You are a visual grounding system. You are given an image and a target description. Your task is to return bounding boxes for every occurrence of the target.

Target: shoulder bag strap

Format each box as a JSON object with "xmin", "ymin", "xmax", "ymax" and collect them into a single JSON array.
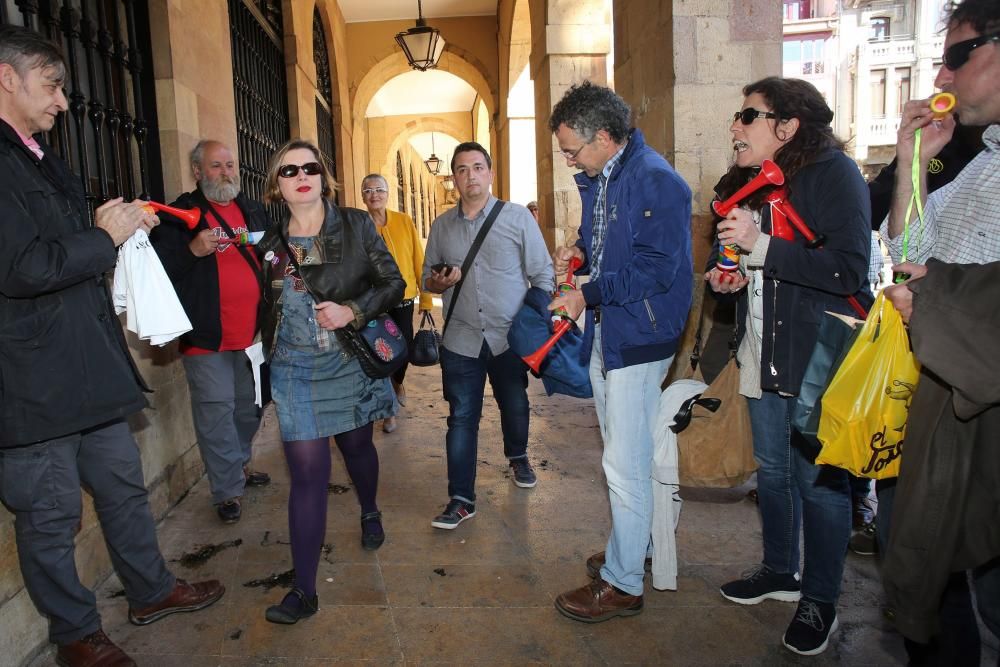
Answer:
[
  {"xmin": 442, "ymin": 200, "xmax": 506, "ymax": 336},
  {"xmin": 197, "ymin": 196, "xmax": 264, "ymax": 289}
]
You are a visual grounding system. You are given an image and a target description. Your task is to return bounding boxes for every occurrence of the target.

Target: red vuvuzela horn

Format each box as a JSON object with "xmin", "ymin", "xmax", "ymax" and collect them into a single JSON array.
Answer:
[
  {"xmin": 522, "ymin": 256, "xmax": 584, "ymax": 374},
  {"xmin": 712, "ymin": 159, "xmax": 785, "ymax": 217},
  {"xmin": 142, "ymin": 201, "xmax": 201, "ymax": 229}
]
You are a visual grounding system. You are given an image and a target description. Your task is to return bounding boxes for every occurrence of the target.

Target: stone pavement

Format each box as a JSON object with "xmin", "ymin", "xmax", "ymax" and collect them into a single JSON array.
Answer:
[{"xmin": 27, "ymin": 344, "xmax": 996, "ymax": 666}]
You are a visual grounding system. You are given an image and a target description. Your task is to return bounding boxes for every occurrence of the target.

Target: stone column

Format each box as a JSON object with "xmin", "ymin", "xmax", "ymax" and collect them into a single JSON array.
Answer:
[
  {"xmin": 614, "ymin": 0, "xmax": 782, "ymax": 379},
  {"xmin": 530, "ymin": 0, "xmax": 612, "ymax": 251}
]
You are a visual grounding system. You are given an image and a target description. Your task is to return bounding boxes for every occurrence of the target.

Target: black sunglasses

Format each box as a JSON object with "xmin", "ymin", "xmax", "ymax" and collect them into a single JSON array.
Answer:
[
  {"xmin": 733, "ymin": 108, "xmax": 779, "ymax": 125},
  {"xmin": 278, "ymin": 162, "xmax": 323, "ymax": 178},
  {"xmin": 943, "ymin": 31, "xmax": 1000, "ymax": 70}
]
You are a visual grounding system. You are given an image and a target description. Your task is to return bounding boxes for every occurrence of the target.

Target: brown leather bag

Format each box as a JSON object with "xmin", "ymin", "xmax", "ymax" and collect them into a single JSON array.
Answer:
[{"xmin": 676, "ymin": 358, "xmax": 756, "ymax": 487}]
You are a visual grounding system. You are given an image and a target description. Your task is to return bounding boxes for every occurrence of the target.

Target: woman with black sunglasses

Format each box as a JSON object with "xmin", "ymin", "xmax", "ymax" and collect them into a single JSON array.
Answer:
[
  {"xmin": 255, "ymin": 139, "xmax": 404, "ymax": 624},
  {"xmin": 705, "ymin": 77, "xmax": 872, "ymax": 656}
]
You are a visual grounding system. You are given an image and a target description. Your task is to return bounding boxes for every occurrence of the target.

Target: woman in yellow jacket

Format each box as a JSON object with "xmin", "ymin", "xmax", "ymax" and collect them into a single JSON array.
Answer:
[{"xmin": 361, "ymin": 174, "xmax": 434, "ymax": 432}]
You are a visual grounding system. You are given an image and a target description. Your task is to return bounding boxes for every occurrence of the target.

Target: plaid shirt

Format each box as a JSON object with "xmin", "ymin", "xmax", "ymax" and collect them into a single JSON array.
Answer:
[
  {"xmin": 590, "ymin": 141, "xmax": 628, "ymax": 281},
  {"xmin": 881, "ymin": 124, "xmax": 1000, "ymax": 265}
]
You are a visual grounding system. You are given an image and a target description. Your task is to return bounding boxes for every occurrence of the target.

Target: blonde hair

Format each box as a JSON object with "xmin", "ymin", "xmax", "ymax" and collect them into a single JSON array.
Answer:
[{"xmin": 263, "ymin": 138, "xmax": 339, "ymax": 204}]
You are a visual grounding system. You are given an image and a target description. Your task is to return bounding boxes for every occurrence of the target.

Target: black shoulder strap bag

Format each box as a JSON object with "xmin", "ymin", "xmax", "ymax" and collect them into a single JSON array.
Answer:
[
  {"xmin": 278, "ymin": 210, "xmax": 407, "ymax": 379},
  {"xmin": 442, "ymin": 199, "xmax": 506, "ymax": 337}
]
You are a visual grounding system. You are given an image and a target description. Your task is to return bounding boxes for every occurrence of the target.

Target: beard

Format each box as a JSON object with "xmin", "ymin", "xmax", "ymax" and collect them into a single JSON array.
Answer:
[{"xmin": 200, "ymin": 173, "xmax": 241, "ymax": 203}]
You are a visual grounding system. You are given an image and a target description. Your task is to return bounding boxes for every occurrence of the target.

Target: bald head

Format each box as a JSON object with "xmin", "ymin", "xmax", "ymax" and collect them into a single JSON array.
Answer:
[{"xmin": 191, "ymin": 140, "xmax": 240, "ymax": 204}]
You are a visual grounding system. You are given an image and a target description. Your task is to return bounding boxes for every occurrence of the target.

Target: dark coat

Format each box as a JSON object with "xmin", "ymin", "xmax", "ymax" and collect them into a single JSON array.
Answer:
[
  {"xmin": 257, "ymin": 201, "xmax": 404, "ymax": 357},
  {"xmin": 733, "ymin": 149, "xmax": 873, "ymax": 395},
  {"xmin": 883, "ymin": 259, "xmax": 1000, "ymax": 642},
  {"xmin": 149, "ymin": 187, "xmax": 272, "ymax": 350},
  {"xmin": 0, "ymin": 120, "xmax": 147, "ymax": 448}
]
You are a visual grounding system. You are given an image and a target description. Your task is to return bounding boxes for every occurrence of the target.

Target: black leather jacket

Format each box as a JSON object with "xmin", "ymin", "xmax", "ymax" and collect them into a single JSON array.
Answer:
[{"xmin": 257, "ymin": 201, "xmax": 404, "ymax": 357}]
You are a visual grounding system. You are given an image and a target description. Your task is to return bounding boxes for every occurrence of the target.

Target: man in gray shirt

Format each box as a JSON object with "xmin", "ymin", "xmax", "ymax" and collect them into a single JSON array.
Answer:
[{"xmin": 422, "ymin": 141, "xmax": 554, "ymax": 529}]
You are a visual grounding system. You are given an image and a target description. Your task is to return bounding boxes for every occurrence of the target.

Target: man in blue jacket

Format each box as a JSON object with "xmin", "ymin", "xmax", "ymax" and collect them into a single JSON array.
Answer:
[{"xmin": 547, "ymin": 82, "xmax": 693, "ymax": 622}]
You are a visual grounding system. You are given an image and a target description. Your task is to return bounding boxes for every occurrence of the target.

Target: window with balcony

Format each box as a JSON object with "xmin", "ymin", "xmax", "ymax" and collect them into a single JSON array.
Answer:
[
  {"xmin": 784, "ymin": 0, "xmax": 812, "ymax": 20},
  {"xmin": 783, "ymin": 36, "xmax": 826, "ymax": 75},
  {"xmin": 895, "ymin": 67, "xmax": 911, "ymax": 116},
  {"xmin": 870, "ymin": 17, "xmax": 890, "ymax": 41},
  {"xmin": 871, "ymin": 69, "xmax": 887, "ymax": 117}
]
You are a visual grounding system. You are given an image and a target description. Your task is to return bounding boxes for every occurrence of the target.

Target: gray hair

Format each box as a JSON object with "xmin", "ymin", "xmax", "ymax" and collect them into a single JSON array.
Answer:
[
  {"xmin": 361, "ymin": 173, "xmax": 389, "ymax": 189},
  {"xmin": 548, "ymin": 81, "xmax": 631, "ymax": 143},
  {"xmin": 0, "ymin": 24, "xmax": 65, "ymax": 79},
  {"xmin": 189, "ymin": 139, "xmax": 216, "ymax": 172}
]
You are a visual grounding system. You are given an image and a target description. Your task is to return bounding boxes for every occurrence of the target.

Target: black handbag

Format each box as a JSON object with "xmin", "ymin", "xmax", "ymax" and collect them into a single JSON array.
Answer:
[
  {"xmin": 279, "ymin": 231, "xmax": 407, "ymax": 379},
  {"xmin": 410, "ymin": 310, "xmax": 441, "ymax": 366},
  {"xmin": 335, "ymin": 314, "xmax": 408, "ymax": 379}
]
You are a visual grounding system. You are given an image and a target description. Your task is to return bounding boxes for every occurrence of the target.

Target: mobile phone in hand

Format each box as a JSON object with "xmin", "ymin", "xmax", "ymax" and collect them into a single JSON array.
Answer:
[{"xmin": 431, "ymin": 263, "xmax": 453, "ymax": 276}]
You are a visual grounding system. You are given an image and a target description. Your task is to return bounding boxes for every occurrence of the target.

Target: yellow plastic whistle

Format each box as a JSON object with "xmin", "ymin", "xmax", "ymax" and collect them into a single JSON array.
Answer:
[{"xmin": 930, "ymin": 92, "xmax": 956, "ymax": 119}]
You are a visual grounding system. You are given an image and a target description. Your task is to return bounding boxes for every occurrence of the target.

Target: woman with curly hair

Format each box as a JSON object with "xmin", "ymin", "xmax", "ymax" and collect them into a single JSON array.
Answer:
[
  {"xmin": 706, "ymin": 77, "xmax": 872, "ymax": 656},
  {"xmin": 256, "ymin": 139, "xmax": 403, "ymax": 624}
]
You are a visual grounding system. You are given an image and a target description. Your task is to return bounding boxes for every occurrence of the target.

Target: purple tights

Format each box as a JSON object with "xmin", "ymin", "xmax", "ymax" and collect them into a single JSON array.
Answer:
[{"xmin": 282, "ymin": 422, "xmax": 379, "ymax": 597}]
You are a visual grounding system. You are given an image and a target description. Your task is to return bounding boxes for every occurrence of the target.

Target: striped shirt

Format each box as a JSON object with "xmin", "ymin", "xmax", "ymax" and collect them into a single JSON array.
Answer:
[{"xmin": 881, "ymin": 124, "xmax": 1000, "ymax": 264}]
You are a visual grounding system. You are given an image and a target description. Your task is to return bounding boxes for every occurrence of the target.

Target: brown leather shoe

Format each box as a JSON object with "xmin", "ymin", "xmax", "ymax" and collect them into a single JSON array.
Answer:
[
  {"xmin": 555, "ymin": 579, "xmax": 643, "ymax": 623},
  {"xmin": 586, "ymin": 551, "xmax": 653, "ymax": 579},
  {"xmin": 56, "ymin": 629, "xmax": 136, "ymax": 667},
  {"xmin": 128, "ymin": 578, "xmax": 225, "ymax": 626}
]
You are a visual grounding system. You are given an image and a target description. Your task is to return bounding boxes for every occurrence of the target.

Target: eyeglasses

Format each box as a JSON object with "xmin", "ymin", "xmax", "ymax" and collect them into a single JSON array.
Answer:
[
  {"xmin": 559, "ymin": 139, "xmax": 593, "ymax": 160},
  {"xmin": 361, "ymin": 187, "xmax": 388, "ymax": 196},
  {"xmin": 733, "ymin": 108, "xmax": 780, "ymax": 125},
  {"xmin": 278, "ymin": 162, "xmax": 322, "ymax": 178},
  {"xmin": 942, "ymin": 31, "xmax": 1000, "ymax": 71}
]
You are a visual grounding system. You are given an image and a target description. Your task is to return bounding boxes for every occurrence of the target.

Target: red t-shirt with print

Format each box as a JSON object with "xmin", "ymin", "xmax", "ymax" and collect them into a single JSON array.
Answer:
[{"xmin": 180, "ymin": 201, "xmax": 261, "ymax": 355}]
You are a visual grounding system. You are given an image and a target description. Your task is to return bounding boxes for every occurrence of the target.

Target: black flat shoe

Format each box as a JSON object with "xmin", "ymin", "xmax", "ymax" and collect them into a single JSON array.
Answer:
[
  {"xmin": 361, "ymin": 511, "xmax": 385, "ymax": 551},
  {"xmin": 264, "ymin": 587, "xmax": 318, "ymax": 624}
]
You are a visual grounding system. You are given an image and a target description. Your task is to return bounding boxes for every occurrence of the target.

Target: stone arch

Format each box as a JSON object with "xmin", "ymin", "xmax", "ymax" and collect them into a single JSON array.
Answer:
[{"xmin": 351, "ymin": 50, "xmax": 497, "ymax": 191}]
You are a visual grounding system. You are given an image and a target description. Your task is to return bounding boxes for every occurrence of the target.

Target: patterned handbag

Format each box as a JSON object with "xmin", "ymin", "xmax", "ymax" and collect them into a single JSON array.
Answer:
[{"xmin": 335, "ymin": 313, "xmax": 408, "ymax": 379}]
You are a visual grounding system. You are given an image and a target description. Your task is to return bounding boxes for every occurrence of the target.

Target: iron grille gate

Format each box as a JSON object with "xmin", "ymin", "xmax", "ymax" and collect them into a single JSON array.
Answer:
[
  {"xmin": 1, "ymin": 0, "xmax": 163, "ymax": 220},
  {"xmin": 313, "ymin": 8, "xmax": 336, "ymax": 199},
  {"xmin": 229, "ymin": 0, "xmax": 289, "ymax": 221}
]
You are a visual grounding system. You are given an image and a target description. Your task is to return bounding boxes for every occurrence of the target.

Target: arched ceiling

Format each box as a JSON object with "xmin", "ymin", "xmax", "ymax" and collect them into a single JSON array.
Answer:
[
  {"xmin": 366, "ymin": 70, "xmax": 477, "ymax": 117},
  {"xmin": 339, "ymin": 1, "xmax": 496, "ymax": 22}
]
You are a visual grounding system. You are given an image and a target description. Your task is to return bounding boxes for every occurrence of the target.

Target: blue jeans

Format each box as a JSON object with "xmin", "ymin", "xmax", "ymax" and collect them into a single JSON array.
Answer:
[
  {"xmin": 440, "ymin": 341, "xmax": 530, "ymax": 503},
  {"xmin": 590, "ymin": 325, "xmax": 672, "ymax": 596},
  {"xmin": 748, "ymin": 391, "xmax": 851, "ymax": 604}
]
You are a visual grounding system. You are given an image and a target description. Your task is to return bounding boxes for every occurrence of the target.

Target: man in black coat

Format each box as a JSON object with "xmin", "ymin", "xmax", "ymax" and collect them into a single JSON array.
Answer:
[
  {"xmin": 151, "ymin": 140, "xmax": 272, "ymax": 524},
  {"xmin": 0, "ymin": 25, "xmax": 223, "ymax": 667}
]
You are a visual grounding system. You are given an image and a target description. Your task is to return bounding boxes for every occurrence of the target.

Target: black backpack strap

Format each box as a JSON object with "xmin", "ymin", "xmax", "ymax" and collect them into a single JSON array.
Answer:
[{"xmin": 442, "ymin": 199, "xmax": 506, "ymax": 336}]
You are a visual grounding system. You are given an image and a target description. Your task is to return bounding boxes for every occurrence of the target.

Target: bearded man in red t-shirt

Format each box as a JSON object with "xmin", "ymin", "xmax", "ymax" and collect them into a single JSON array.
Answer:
[{"xmin": 151, "ymin": 140, "xmax": 273, "ymax": 524}]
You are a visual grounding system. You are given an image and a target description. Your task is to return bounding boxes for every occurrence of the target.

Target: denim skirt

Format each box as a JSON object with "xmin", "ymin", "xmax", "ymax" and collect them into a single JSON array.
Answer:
[{"xmin": 270, "ymin": 342, "xmax": 396, "ymax": 441}]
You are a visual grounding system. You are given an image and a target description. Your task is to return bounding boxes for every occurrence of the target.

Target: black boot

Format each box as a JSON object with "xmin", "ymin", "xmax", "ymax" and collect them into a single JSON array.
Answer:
[{"xmin": 361, "ymin": 510, "xmax": 385, "ymax": 551}]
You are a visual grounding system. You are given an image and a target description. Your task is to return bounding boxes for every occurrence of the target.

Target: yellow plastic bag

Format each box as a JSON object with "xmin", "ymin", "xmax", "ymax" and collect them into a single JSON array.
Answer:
[{"xmin": 815, "ymin": 292, "xmax": 921, "ymax": 479}]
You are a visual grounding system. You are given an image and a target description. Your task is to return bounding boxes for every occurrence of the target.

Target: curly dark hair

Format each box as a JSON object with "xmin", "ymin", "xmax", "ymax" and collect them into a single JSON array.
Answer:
[
  {"xmin": 714, "ymin": 77, "xmax": 845, "ymax": 212},
  {"xmin": 548, "ymin": 81, "xmax": 631, "ymax": 143},
  {"xmin": 945, "ymin": 0, "xmax": 1000, "ymax": 34}
]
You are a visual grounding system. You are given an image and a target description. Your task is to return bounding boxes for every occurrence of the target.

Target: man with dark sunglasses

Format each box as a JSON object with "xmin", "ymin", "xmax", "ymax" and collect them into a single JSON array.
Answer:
[
  {"xmin": 875, "ymin": 0, "xmax": 1000, "ymax": 659},
  {"xmin": 151, "ymin": 139, "xmax": 274, "ymax": 525}
]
